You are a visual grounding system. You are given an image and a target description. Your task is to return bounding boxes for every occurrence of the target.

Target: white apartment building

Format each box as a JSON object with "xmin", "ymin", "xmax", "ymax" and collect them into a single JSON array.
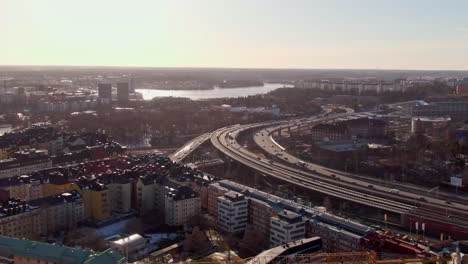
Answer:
[
  {"xmin": 270, "ymin": 210, "xmax": 306, "ymax": 247},
  {"xmin": 165, "ymin": 186, "xmax": 201, "ymax": 226},
  {"xmin": 107, "ymin": 180, "xmax": 132, "ymax": 213},
  {"xmin": 295, "ymin": 79, "xmax": 405, "ymax": 94},
  {"xmin": 217, "ymin": 191, "xmax": 248, "ymax": 233},
  {"xmin": 135, "ymin": 177, "xmax": 157, "ymax": 214},
  {"xmin": 0, "ymin": 153, "xmax": 52, "ymax": 179},
  {"xmin": 38, "ymin": 191, "xmax": 86, "ymax": 233}
]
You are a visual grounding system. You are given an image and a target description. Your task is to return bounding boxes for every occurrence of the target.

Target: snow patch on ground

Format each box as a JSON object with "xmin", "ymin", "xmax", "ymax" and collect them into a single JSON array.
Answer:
[
  {"xmin": 145, "ymin": 233, "xmax": 179, "ymax": 244},
  {"xmin": 97, "ymin": 218, "xmax": 134, "ymax": 239}
]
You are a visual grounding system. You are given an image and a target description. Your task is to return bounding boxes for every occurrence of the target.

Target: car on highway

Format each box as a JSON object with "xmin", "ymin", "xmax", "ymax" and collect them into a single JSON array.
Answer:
[
  {"xmin": 296, "ymin": 161, "xmax": 307, "ymax": 167},
  {"xmin": 388, "ymin": 189, "xmax": 400, "ymax": 194}
]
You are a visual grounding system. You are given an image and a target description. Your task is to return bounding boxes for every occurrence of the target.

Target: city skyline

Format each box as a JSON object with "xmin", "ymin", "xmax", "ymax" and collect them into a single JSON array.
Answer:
[{"xmin": 1, "ymin": 0, "xmax": 468, "ymax": 70}]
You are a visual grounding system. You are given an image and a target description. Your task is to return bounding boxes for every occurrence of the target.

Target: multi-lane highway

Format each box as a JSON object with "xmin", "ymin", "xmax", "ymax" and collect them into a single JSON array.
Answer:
[
  {"xmin": 211, "ymin": 123, "xmax": 415, "ymax": 214},
  {"xmin": 256, "ymin": 123, "xmax": 468, "ymax": 204},
  {"xmin": 209, "ymin": 110, "xmax": 468, "ymax": 238},
  {"xmin": 169, "ymin": 133, "xmax": 211, "ymax": 163}
]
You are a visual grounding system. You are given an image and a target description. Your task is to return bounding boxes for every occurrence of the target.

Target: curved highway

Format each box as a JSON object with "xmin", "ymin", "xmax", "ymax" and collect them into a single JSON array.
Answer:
[
  {"xmin": 170, "ymin": 133, "xmax": 211, "ymax": 163},
  {"xmin": 256, "ymin": 124, "xmax": 468, "ymax": 204},
  {"xmin": 210, "ymin": 110, "xmax": 468, "ymax": 237}
]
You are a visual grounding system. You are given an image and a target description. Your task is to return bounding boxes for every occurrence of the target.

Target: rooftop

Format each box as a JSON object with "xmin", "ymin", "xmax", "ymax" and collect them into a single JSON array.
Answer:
[
  {"xmin": 275, "ymin": 209, "xmax": 303, "ymax": 224},
  {"xmin": 411, "ymin": 116, "xmax": 452, "ymax": 122},
  {"xmin": 29, "ymin": 190, "xmax": 82, "ymax": 208},
  {"xmin": 216, "ymin": 180, "xmax": 373, "ymax": 237},
  {"xmin": 0, "ymin": 236, "xmax": 124, "ymax": 264},
  {"xmin": 223, "ymin": 190, "xmax": 245, "ymax": 202},
  {"xmin": 166, "ymin": 185, "xmax": 199, "ymax": 201}
]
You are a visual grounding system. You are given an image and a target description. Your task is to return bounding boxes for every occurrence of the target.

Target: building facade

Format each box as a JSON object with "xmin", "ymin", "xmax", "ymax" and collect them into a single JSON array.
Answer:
[
  {"xmin": 75, "ymin": 178, "xmax": 111, "ymax": 221},
  {"xmin": 31, "ymin": 191, "xmax": 85, "ymax": 234},
  {"xmin": 270, "ymin": 210, "xmax": 306, "ymax": 247},
  {"xmin": 412, "ymin": 101, "xmax": 468, "ymax": 121},
  {"xmin": 165, "ymin": 186, "xmax": 201, "ymax": 226},
  {"xmin": 98, "ymin": 83, "xmax": 112, "ymax": 104},
  {"xmin": 207, "ymin": 180, "xmax": 373, "ymax": 252},
  {"xmin": 0, "ymin": 200, "xmax": 43, "ymax": 239},
  {"xmin": 217, "ymin": 191, "xmax": 248, "ymax": 233},
  {"xmin": 0, "ymin": 150, "xmax": 52, "ymax": 179},
  {"xmin": 117, "ymin": 82, "xmax": 129, "ymax": 102}
]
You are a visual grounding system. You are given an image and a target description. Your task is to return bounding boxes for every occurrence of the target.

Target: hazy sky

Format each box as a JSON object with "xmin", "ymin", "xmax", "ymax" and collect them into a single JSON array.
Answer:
[{"xmin": 1, "ymin": 0, "xmax": 468, "ymax": 70}]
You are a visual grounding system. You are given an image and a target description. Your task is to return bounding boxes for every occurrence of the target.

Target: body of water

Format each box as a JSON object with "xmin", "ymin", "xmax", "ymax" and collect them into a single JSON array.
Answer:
[{"xmin": 136, "ymin": 83, "xmax": 291, "ymax": 100}]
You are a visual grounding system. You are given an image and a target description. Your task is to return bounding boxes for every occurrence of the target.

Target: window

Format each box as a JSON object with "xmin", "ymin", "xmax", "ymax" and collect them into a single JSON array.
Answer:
[
  {"xmin": 291, "ymin": 229, "xmax": 304, "ymax": 235},
  {"xmin": 271, "ymin": 220, "xmax": 282, "ymax": 227}
]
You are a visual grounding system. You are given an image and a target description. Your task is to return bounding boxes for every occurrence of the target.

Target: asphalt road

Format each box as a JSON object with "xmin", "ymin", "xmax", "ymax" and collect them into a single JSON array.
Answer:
[
  {"xmin": 169, "ymin": 133, "xmax": 211, "ymax": 163},
  {"xmin": 209, "ymin": 110, "xmax": 468, "ymax": 233}
]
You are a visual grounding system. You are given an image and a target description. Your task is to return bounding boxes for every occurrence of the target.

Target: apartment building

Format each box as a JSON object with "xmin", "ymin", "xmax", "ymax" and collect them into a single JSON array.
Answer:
[
  {"xmin": 310, "ymin": 123, "xmax": 349, "ymax": 141},
  {"xmin": 0, "ymin": 199, "xmax": 43, "ymax": 239},
  {"xmin": 412, "ymin": 101, "xmax": 468, "ymax": 121},
  {"xmin": 207, "ymin": 180, "xmax": 373, "ymax": 252},
  {"xmin": 165, "ymin": 186, "xmax": 201, "ymax": 226},
  {"xmin": 310, "ymin": 116, "xmax": 387, "ymax": 142},
  {"xmin": 217, "ymin": 191, "xmax": 248, "ymax": 234},
  {"xmin": 0, "ymin": 125, "xmax": 125, "ymax": 168},
  {"xmin": 308, "ymin": 213, "xmax": 370, "ymax": 252},
  {"xmin": 30, "ymin": 191, "xmax": 85, "ymax": 234},
  {"xmin": 249, "ymin": 198, "xmax": 276, "ymax": 244},
  {"xmin": 207, "ymin": 183, "xmax": 228, "ymax": 218},
  {"xmin": 104, "ymin": 174, "xmax": 133, "ymax": 214},
  {"xmin": 167, "ymin": 170, "xmax": 214, "ymax": 210},
  {"xmin": 0, "ymin": 154, "xmax": 211, "ymax": 226},
  {"xmin": 0, "ymin": 149, "xmax": 52, "ymax": 179},
  {"xmin": 135, "ymin": 176, "xmax": 158, "ymax": 214},
  {"xmin": 456, "ymin": 85, "xmax": 468, "ymax": 96},
  {"xmin": 75, "ymin": 177, "xmax": 111, "ymax": 221},
  {"xmin": 270, "ymin": 210, "xmax": 306, "ymax": 247},
  {"xmin": 294, "ymin": 79, "xmax": 406, "ymax": 94},
  {"xmin": 0, "ymin": 175, "xmax": 43, "ymax": 202},
  {"xmin": 0, "ymin": 191, "xmax": 87, "ymax": 240},
  {"xmin": 0, "ymin": 173, "xmax": 76, "ymax": 202}
]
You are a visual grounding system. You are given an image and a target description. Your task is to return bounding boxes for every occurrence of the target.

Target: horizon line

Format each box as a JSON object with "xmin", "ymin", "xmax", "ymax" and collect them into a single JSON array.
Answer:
[{"xmin": 1, "ymin": 64, "xmax": 468, "ymax": 72}]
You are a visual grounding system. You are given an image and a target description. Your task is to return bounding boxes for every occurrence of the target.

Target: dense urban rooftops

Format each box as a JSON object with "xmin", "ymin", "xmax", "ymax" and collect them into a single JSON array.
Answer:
[{"xmin": 0, "ymin": 236, "xmax": 124, "ymax": 264}]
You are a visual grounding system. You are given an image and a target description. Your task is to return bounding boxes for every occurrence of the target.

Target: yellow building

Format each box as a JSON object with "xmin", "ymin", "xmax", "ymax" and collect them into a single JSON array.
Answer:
[
  {"xmin": 0, "ymin": 175, "xmax": 76, "ymax": 202},
  {"xmin": 74, "ymin": 180, "xmax": 111, "ymax": 222},
  {"xmin": 42, "ymin": 181, "xmax": 77, "ymax": 197}
]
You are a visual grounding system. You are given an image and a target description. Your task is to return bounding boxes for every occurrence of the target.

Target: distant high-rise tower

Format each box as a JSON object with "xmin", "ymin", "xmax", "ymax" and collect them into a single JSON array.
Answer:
[
  {"xmin": 17, "ymin": 86, "xmax": 25, "ymax": 95},
  {"xmin": 117, "ymin": 82, "xmax": 129, "ymax": 102},
  {"xmin": 129, "ymin": 78, "xmax": 136, "ymax": 93},
  {"xmin": 98, "ymin": 83, "xmax": 112, "ymax": 104}
]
